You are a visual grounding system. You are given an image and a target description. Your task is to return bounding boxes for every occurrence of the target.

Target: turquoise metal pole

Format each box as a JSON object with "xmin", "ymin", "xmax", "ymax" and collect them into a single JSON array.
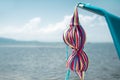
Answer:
[
  {"xmin": 77, "ymin": 3, "xmax": 120, "ymax": 59},
  {"xmin": 65, "ymin": 46, "xmax": 70, "ymax": 80}
]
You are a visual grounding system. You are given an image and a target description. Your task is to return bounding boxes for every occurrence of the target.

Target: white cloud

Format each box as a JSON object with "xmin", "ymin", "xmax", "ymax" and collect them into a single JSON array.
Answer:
[
  {"xmin": 0, "ymin": 15, "xmax": 113, "ymax": 42},
  {"xmin": 23, "ymin": 17, "xmax": 41, "ymax": 30},
  {"xmin": 79, "ymin": 14, "xmax": 113, "ymax": 42}
]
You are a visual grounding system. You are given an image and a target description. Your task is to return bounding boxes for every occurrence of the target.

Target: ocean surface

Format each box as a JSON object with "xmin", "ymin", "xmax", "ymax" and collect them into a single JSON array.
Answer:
[{"xmin": 0, "ymin": 43, "xmax": 120, "ymax": 80}]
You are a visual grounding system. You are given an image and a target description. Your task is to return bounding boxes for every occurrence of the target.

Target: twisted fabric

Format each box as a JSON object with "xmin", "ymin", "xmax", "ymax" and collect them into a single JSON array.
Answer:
[{"xmin": 63, "ymin": 7, "xmax": 89, "ymax": 80}]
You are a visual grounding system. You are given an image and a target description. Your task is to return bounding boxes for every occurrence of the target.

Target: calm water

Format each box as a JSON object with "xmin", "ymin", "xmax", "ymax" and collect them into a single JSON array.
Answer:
[{"xmin": 0, "ymin": 43, "xmax": 120, "ymax": 80}]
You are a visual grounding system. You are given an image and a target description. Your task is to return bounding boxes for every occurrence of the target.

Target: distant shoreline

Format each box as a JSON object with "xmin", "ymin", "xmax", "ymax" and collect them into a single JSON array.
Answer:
[{"xmin": 0, "ymin": 42, "xmax": 114, "ymax": 48}]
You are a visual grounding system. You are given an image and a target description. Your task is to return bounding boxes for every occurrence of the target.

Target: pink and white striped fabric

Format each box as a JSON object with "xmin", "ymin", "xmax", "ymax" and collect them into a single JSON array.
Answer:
[{"xmin": 63, "ymin": 7, "xmax": 89, "ymax": 80}]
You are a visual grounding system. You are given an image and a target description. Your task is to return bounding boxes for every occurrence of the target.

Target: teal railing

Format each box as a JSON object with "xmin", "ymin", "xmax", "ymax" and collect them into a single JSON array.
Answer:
[{"xmin": 77, "ymin": 3, "xmax": 120, "ymax": 59}]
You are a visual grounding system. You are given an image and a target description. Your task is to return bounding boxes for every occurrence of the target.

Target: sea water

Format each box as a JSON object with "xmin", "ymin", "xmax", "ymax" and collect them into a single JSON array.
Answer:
[{"xmin": 0, "ymin": 43, "xmax": 120, "ymax": 80}]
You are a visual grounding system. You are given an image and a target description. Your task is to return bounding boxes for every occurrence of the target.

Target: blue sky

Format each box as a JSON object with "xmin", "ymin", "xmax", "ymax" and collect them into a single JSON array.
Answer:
[{"xmin": 0, "ymin": 0, "xmax": 120, "ymax": 42}]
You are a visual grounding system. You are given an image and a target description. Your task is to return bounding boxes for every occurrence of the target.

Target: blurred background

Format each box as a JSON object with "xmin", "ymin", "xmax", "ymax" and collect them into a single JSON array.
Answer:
[{"xmin": 0, "ymin": 0, "xmax": 120, "ymax": 80}]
